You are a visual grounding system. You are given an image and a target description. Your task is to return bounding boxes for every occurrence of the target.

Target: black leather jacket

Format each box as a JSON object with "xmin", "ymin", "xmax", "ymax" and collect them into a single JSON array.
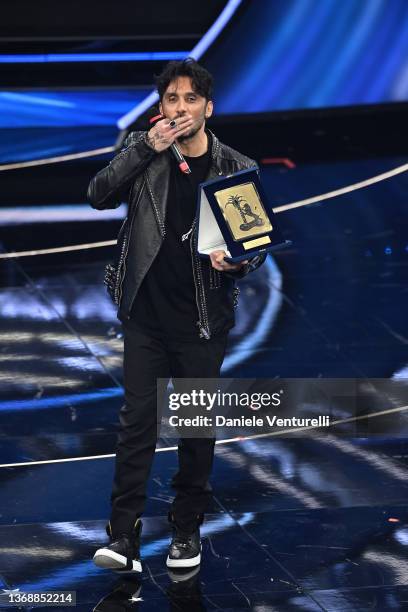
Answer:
[{"xmin": 87, "ymin": 129, "xmax": 266, "ymax": 339}]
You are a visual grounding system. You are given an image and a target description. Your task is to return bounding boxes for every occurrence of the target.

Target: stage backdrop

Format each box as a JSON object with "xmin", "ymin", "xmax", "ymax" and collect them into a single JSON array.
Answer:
[{"xmin": 204, "ymin": 0, "xmax": 408, "ymax": 113}]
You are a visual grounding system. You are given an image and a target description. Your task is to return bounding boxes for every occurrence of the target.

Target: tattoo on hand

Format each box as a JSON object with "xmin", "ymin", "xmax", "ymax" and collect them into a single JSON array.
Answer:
[
  {"xmin": 146, "ymin": 129, "xmax": 170, "ymax": 152},
  {"xmin": 146, "ymin": 133, "xmax": 157, "ymax": 151}
]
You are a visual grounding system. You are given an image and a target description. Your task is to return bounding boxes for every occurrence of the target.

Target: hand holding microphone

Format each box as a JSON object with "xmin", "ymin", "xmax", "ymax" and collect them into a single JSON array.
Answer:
[{"xmin": 146, "ymin": 113, "xmax": 192, "ymax": 174}]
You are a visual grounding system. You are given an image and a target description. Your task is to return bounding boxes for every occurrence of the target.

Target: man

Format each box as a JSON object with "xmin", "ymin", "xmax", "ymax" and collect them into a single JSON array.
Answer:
[{"xmin": 88, "ymin": 58, "xmax": 266, "ymax": 573}]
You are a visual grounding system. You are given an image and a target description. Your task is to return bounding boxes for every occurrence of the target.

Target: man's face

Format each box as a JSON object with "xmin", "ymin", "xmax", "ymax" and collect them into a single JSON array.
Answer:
[{"xmin": 159, "ymin": 76, "xmax": 213, "ymax": 142}]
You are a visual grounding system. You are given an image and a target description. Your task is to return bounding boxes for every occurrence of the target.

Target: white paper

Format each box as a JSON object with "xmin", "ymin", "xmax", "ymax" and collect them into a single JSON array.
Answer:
[{"xmin": 197, "ymin": 190, "xmax": 231, "ymax": 256}]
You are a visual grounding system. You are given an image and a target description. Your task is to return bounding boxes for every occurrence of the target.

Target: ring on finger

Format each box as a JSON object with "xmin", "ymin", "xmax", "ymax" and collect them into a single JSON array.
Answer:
[{"xmin": 169, "ymin": 119, "xmax": 177, "ymax": 128}]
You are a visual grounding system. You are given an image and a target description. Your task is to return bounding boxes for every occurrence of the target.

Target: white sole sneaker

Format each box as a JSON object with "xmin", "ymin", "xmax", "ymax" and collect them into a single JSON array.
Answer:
[
  {"xmin": 166, "ymin": 550, "xmax": 201, "ymax": 568},
  {"xmin": 93, "ymin": 548, "xmax": 142, "ymax": 573}
]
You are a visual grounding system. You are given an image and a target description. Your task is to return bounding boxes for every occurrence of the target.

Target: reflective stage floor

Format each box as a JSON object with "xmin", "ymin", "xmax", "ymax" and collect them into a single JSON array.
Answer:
[{"xmin": 0, "ymin": 155, "xmax": 407, "ymax": 610}]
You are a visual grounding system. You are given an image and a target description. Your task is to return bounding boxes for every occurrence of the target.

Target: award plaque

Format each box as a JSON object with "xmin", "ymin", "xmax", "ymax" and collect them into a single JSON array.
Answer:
[{"xmin": 197, "ymin": 167, "xmax": 290, "ymax": 263}]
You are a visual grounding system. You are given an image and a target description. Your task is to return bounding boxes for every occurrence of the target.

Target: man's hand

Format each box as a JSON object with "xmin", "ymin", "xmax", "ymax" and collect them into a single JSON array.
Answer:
[
  {"xmin": 209, "ymin": 250, "xmax": 248, "ymax": 272},
  {"xmin": 146, "ymin": 115, "xmax": 194, "ymax": 152}
]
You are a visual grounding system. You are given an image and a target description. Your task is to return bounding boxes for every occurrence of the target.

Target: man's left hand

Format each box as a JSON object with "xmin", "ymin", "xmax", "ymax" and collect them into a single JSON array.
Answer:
[{"xmin": 209, "ymin": 250, "xmax": 248, "ymax": 272}]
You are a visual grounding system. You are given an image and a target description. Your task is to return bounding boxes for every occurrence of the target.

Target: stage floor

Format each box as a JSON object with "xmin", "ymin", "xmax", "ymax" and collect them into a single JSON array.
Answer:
[{"xmin": 0, "ymin": 155, "xmax": 407, "ymax": 610}]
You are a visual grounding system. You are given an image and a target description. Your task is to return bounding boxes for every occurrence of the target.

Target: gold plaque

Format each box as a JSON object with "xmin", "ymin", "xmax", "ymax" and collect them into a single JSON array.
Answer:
[
  {"xmin": 214, "ymin": 182, "xmax": 272, "ymax": 242},
  {"xmin": 243, "ymin": 235, "xmax": 271, "ymax": 250}
]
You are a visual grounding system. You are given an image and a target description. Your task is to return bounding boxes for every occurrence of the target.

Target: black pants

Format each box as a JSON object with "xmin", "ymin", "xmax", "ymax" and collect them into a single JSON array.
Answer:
[{"xmin": 109, "ymin": 324, "xmax": 228, "ymax": 536}]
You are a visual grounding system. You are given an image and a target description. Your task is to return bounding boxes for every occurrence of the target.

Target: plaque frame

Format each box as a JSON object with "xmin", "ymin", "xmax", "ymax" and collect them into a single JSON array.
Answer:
[{"xmin": 196, "ymin": 167, "xmax": 291, "ymax": 263}]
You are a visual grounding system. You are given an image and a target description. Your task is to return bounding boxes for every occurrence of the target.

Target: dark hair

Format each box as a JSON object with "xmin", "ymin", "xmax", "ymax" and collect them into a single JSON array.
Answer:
[{"xmin": 155, "ymin": 58, "xmax": 213, "ymax": 101}]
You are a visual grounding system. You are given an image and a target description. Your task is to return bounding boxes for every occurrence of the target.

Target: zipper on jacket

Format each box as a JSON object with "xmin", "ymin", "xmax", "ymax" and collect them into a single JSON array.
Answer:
[
  {"xmin": 188, "ymin": 150, "xmax": 222, "ymax": 339},
  {"xmin": 114, "ymin": 222, "xmax": 128, "ymax": 305},
  {"xmin": 145, "ymin": 170, "xmax": 166, "ymax": 238},
  {"xmin": 190, "ymin": 219, "xmax": 210, "ymax": 339}
]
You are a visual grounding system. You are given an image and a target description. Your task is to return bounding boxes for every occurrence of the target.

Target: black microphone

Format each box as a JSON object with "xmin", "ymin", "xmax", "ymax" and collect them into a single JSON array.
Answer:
[
  {"xmin": 169, "ymin": 141, "xmax": 191, "ymax": 174},
  {"xmin": 148, "ymin": 109, "xmax": 191, "ymax": 175}
]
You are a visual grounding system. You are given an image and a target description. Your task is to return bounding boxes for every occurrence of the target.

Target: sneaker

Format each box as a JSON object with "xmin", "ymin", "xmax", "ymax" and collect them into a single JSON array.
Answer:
[
  {"xmin": 166, "ymin": 514, "xmax": 202, "ymax": 568},
  {"xmin": 93, "ymin": 519, "xmax": 142, "ymax": 573}
]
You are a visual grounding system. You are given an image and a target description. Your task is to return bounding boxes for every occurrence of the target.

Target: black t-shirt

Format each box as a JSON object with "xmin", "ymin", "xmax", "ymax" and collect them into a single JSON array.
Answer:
[{"xmin": 128, "ymin": 139, "xmax": 212, "ymax": 340}]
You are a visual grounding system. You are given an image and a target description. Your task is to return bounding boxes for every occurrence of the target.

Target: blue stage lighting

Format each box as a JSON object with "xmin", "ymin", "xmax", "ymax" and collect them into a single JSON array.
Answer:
[{"xmin": 0, "ymin": 52, "xmax": 188, "ymax": 64}]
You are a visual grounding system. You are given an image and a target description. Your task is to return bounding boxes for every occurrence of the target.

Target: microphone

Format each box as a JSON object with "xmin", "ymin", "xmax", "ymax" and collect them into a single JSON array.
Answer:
[
  {"xmin": 149, "ymin": 111, "xmax": 191, "ymax": 175},
  {"xmin": 169, "ymin": 142, "xmax": 191, "ymax": 174}
]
